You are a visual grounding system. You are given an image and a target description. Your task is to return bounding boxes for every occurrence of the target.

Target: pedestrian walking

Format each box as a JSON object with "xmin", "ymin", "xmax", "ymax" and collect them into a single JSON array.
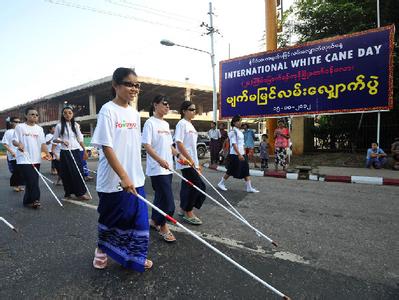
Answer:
[
  {"xmin": 53, "ymin": 106, "xmax": 90, "ymax": 200},
  {"xmin": 2, "ymin": 116, "xmax": 24, "ymax": 192},
  {"xmin": 208, "ymin": 121, "xmax": 221, "ymax": 165},
  {"xmin": 175, "ymin": 101, "xmax": 206, "ymax": 225},
  {"xmin": 51, "ymin": 141, "xmax": 62, "ymax": 185},
  {"xmin": 90, "ymin": 67, "xmax": 152, "ymax": 271},
  {"xmin": 243, "ymin": 123, "xmax": 258, "ymax": 168},
  {"xmin": 218, "ymin": 115, "xmax": 259, "ymax": 193},
  {"xmin": 259, "ymin": 134, "xmax": 269, "ymax": 170},
  {"xmin": 12, "ymin": 107, "xmax": 52, "ymax": 208},
  {"xmin": 45, "ymin": 125, "xmax": 58, "ymax": 175},
  {"xmin": 142, "ymin": 95, "xmax": 186, "ymax": 242},
  {"xmin": 274, "ymin": 119, "xmax": 290, "ymax": 171}
]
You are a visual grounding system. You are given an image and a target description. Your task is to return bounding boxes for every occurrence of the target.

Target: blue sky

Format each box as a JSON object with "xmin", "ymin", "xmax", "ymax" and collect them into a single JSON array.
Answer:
[{"xmin": 0, "ymin": 0, "xmax": 292, "ymax": 110}]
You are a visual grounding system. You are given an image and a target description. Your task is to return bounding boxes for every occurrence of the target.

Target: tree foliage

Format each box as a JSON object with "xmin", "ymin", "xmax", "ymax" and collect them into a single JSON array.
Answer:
[{"xmin": 279, "ymin": 0, "xmax": 399, "ymax": 151}]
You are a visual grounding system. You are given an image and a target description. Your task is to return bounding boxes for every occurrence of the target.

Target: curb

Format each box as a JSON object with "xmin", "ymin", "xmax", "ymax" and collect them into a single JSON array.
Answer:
[{"xmin": 203, "ymin": 163, "xmax": 399, "ymax": 186}]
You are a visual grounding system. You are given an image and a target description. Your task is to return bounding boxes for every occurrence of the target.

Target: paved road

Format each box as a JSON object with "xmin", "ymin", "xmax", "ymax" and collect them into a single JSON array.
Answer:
[{"xmin": 1, "ymin": 158, "xmax": 398, "ymax": 299}]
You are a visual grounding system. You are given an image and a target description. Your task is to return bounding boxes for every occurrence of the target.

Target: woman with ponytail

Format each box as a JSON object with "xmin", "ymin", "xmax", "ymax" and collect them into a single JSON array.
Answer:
[{"xmin": 174, "ymin": 101, "xmax": 206, "ymax": 225}]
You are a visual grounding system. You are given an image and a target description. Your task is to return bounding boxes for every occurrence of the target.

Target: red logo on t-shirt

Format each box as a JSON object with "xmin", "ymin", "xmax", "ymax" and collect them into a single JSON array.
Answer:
[{"xmin": 115, "ymin": 120, "xmax": 137, "ymax": 129}]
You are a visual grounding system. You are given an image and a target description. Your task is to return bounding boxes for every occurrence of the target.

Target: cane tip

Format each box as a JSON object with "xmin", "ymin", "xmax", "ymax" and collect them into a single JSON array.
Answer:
[
  {"xmin": 283, "ymin": 296, "xmax": 291, "ymax": 300},
  {"xmin": 272, "ymin": 241, "xmax": 278, "ymax": 247},
  {"xmin": 12, "ymin": 228, "xmax": 19, "ymax": 233}
]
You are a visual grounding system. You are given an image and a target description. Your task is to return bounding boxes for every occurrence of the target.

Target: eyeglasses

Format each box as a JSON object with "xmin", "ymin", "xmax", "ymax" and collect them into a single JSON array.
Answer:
[
  {"xmin": 187, "ymin": 108, "xmax": 196, "ymax": 111},
  {"xmin": 12, "ymin": 120, "xmax": 21, "ymax": 123},
  {"xmin": 29, "ymin": 113, "xmax": 39, "ymax": 116},
  {"xmin": 121, "ymin": 81, "xmax": 141, "ymax": 89},
  {"xmin": 162, "ymin": 101, "xmax": 169, "ymax": 106}
]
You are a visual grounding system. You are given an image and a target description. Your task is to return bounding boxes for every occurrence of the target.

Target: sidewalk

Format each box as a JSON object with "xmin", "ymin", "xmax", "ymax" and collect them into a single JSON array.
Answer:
[{"xmin": 203, "ymin": 162, "xmax": 399, "ymax": 186}]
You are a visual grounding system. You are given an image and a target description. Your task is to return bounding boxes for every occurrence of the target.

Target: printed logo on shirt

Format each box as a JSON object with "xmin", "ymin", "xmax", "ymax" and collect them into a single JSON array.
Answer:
[
  {"xmin": 115, "ymin": 120, "xmax": 137, "ymax": 129},
  {"xmin": 157, "ymin": 130, "xmax": 171, "ymax": 135},
  {"xmin": 23, "ymin": 133, "xmax": 39, "ymax": 138}
]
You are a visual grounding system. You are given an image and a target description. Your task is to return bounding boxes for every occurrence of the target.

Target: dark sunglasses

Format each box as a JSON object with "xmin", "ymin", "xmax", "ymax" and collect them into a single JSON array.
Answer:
[
  {"xmin": 161, "ymin": 101, "xmax": 169, "ymax": 106},
  {"xmin": 12, "ymin": 120, "xmax": 21, "ymax": 123},
  {"xmin": 121, "ymin": 81, "xmax": 141, "ymax": 88},
  {"xmin": 29, "ymin": 113, "xmax": 39, "ymax": 116},
  {"xmin": 187, "ymin": 108, "xmax": 196, "ymax": 111}
]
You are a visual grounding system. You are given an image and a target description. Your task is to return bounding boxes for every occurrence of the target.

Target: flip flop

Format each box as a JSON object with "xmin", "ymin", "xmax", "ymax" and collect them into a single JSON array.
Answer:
[
  {"xmin": 159, "ymin": 230, "xmax": 176, "ymax": 243},
  {"xmin": 144, "ymin": 259, "xmax": 153, "ymax": 270},
  {"xmin": 182, "ymin": 215, "xmax": 202, "ymax": 225}
]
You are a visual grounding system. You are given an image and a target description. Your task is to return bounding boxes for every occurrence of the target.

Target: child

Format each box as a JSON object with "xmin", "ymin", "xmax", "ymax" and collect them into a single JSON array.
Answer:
[{"xmin": 259, "ymin": 134, "xmax": 269, "ymax": 170}]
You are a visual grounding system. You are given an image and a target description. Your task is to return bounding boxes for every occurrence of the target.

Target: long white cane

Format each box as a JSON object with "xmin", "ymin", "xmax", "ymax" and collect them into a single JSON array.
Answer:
[
  {"xmin": 0, "ymin": 217, "xmax": 18, "ymax": 233},
  {"xmin": 22, "ymin": 151, "xmax": 63, "ymax": 207},
  {"xmin": 171, "ymin": 166, "xmax": 277, "ymax": 247},
  {"xmin": 121, "ymin": 186, "xmax": 290, "ymax": 299},
  {"xmin": 67, "ymin": 148, "xmax": 93, "ymax": 199}
]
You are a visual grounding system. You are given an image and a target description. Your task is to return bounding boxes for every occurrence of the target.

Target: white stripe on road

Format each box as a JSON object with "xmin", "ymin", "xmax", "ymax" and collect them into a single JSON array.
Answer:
[{"xmin": 63, "ymin": 199, "xmax": 309, "ymax": 265}]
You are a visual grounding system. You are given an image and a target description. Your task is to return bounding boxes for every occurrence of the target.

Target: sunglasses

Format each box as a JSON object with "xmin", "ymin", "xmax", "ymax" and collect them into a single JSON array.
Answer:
[
  {"xmin": 121, "ymin": 81, "xmax": 141, "ymax": 89},
  {"xmin": 12, "ymin": 120, "xmax": 21, "ymax": 123},
  {"xmin": 28, "ymin": 113, "xmax": 39, "ymax": 116},
  {"xmin": 161, "ymin": 101, "xmax": 169, "ymax": 106},
  {"xmin": 187, "ymin": 108, "xmax": 196, "ymax": 111}
]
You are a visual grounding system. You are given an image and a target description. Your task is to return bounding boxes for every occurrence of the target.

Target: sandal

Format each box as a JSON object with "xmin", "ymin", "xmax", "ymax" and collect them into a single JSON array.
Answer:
[
  {"xmin": 25, "ymin": 200, "xmax": 41, "ymax": 209},
  {"xmin": 159, "ymin": 230, "xmax": 176, "ymax": 243},
  {"xmin": 144, "ymin": 259, "xmax": 153, "ymax": 270},
  {"xmin": 93, "ymin": 248, "xmax": 108, "ymax": 269},
  {"xmin": 77, "ymin": 194, "xmax": 90, "ymax": 201},
  {"xmin": 182, "ymin": 215, "xmax": 202, "ymax": 225}
]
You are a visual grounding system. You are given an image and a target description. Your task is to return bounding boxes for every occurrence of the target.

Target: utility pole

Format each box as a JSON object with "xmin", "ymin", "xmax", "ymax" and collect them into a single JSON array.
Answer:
[
  {"xmin": 201, "ymin": 2, "xmax": 219, "ymax": 123},
  {"xmin": 265, "ymin": 0, "xmax": 278, "ymax": 154}
]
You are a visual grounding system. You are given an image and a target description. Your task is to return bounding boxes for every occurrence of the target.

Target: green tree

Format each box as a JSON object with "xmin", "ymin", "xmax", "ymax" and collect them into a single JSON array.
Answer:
[{"xmin": 279, "ymin": 0, "xmax": 399, "ymax": 151}]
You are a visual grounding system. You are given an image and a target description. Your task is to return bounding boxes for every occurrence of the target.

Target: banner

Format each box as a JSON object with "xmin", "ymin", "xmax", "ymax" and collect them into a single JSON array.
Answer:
[{"xmin": 219, "ymin": 25, "xmax": 394, "ymax": 119}]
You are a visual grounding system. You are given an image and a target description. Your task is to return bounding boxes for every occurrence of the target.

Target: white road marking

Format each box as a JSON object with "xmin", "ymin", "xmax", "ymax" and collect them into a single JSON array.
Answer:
[{"xmin": 63, "ymin": 199, "xmax": 309, "ymax": 265}]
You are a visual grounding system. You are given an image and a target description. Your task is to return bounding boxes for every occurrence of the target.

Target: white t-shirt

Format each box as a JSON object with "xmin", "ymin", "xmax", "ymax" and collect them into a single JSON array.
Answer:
[
  {"xmin": 13, "ymin": 123, "xmax": 46, "ymax": 164},
  {"xmin": 208, "ymin": 128, "xmax": 221, "ymax": 140},
  {"xmin": 53, "ymin": 122, "xmax": 84, "ymax": 151},
  {"xmin": 2, "ymin": 129, "xmax": 18, "ymax": 161},
  {"xmin": 174, "ymin": 118, "xmax": 199, "ymax": 170},
  {"xmin": 229, "ymin": 127, "xmax": 245, "ymax": 155},
  {"xmin": 91, "ymin": 101, "xmax": 145, "ymax": 192},
  {"xmin": 142, "ymin": 116, "xmax": 173, "ymax": 176},
  {"xmin": 45, "ymin": 133, "xmax": 54, "ymax": 153},
  {"xmin": 52, "ymin": 142, "xmax": 61, "ymax": 157}
]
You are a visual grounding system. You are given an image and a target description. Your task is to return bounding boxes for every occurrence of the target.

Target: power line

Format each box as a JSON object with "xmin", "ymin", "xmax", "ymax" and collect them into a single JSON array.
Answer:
[
  {"xmin": 106, "ymin": 0, "xmax": 202, "ymax": 25},
  {"xmin": 44, "ymin": 0, "xmax": 202, "ymax": 34}
]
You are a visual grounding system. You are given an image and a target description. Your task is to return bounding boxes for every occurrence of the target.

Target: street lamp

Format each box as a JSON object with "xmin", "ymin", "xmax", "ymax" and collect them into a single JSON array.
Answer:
[{"xmin": 160, "ymin": 39, "xmax": 218, "ymax": 122}]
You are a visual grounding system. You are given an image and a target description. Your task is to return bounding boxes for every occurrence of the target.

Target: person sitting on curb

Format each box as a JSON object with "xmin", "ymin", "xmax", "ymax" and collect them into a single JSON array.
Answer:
[
  {"xmin": 366, "ymin": 142, "xmax": 387, "ymax": 169},
  {"xmin": 391, "ymin": 137, "xmax": 399, "ymax": 170}
]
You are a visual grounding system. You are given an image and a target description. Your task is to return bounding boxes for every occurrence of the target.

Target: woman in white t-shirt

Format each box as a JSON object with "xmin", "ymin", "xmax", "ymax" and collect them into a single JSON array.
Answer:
[
  {"xmin": 217, "ymin": 115, "xmax": 259, "ymax": 193},
  {"xmin": 142, "ymin": 95, "xmax": 186, "ymax": 243},
  {"xmin": 174, "ymin": 101, "xmax": 206, "ymax": 225},
  {"xmin": 1, "ymin": 116, "xmax": 25, "ymax": 192},
  {"xmin": 91, "ymin": 67, "xmax": 152, "ymax": 271},
  {"xmin": 12, "ymin": 107, "xmax": 52, "ymax": 208},
  {"xmin": 53, "ymin": 106, "xmax": 90, "ymax": 201}
]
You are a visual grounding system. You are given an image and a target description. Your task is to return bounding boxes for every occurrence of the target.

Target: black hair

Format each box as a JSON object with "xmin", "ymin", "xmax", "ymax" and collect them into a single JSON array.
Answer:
[
  {"xmin": 149, "ymin": 94, "xmax": 168, "ymax": 117},
  {"xmin": 60, "ymin": 106, "xmax": 77, "ymax": 137},
  {"xmin": 230, "ymin": 115, "xmax": 241, "ymax": 128},
  {"xmin": 395, "ymin": 137, "xmax": 399, "ymax": 142},
  {"xmin": 277, "ymin": 119, "xmax": 285, "ymax": 125},
  {"xmin": 180, "ymin": 100, "xmax": 194, "ymax": 119},
  {"xmin": 111, "ymin": 67, "xmax": 137, "ymax": 98},
  {"xmin": 211, "ymin": 121, "xmax": 216, "ymax": 126},
  {"xmin": 48, "ymin": 124, "xmax": 56, "ymax": 133},
  {"xmin": 262, "ymin": 133, "xmax": 268, "ymax": 138},
  {"xmin": 24, "ymin": 106, "xmax": 37, "ymax": 116},
  {"xmin": 5, "ymin": 116, "xmax": 19, "ymax": 129}
]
